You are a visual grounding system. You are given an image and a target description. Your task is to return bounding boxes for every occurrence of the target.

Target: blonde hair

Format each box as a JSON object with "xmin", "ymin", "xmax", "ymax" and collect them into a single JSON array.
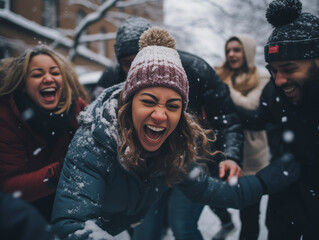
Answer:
[
  {"xmin": 216, "ymin": 37, "xmax": 259, "ymax": 96},
  {"xmin": 117, "ymin": 92, "xmax": 222, "ymax": 186},
  {"xmin": 0, "ymin": 45, "xmax": 89, "ymax": 113}
]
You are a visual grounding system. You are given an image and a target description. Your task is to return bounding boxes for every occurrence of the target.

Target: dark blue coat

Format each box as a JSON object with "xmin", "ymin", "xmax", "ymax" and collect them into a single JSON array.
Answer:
[
  {"xmin": 0, "ymin": 192, "xmax": 56, "ymax": 240},
  {"xmin": 51, "ymin": 83, "xmax": 263, "ymax": 239}
]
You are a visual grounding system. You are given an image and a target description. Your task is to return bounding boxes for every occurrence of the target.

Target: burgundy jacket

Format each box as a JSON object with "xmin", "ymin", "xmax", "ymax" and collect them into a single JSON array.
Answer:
[{"xmin": 0, "ymin": 93, "xmax": 87, "ymax": 202}]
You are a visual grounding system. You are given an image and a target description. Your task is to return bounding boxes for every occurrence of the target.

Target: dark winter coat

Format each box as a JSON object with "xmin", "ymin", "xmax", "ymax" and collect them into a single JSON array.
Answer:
[
  {"xmin": 51, "ymin": 83, "xmax": 264, "ymax": 239},
  {"xmin": 96, "ymin": 50, "xmax": 244, "ymax": 165},
  {"xmin": 0, "ymin": 93, "xmax": 86, "ymax": 219},
  {"xmin": 236, "ymin": 80, "xmax": 319, "ymax": 234},
  {"xmin": 0, "ymin": 192, "xmax": 56, "ymax": 240}
]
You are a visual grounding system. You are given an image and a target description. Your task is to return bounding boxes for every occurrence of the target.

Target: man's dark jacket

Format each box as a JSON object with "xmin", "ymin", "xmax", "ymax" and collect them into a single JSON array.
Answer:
[{"xmin": 236, "ymin": 80, "xmax": 319, "ymax": 235}]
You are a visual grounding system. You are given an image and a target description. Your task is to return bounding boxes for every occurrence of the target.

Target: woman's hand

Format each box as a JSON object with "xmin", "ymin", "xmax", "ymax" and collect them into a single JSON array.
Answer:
[{"xmin": 219, "ymin": 160, "xmax": 242, "ymax": 182}]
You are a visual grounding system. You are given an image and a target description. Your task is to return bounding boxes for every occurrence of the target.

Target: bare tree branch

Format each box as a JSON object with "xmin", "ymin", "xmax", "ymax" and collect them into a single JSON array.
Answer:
[
  {"xmin": 116, "ymin": 0, "xmax": 158, "ymax": 7},
  {"xmin": 70, "ymin": 0, "xmax": 120, "ymax": 61},
  {"xmin": 79, "ymin": 32, "xmax": 116, "ymax": 44}
]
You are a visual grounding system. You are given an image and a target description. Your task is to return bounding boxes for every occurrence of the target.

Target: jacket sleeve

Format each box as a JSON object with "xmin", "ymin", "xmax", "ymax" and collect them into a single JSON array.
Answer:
[
  {"xmin": 201, "ymin": 65, "xmax": 244, "ymax": 164},
  {"xmin": 0, "ymin": 116, "xmax": 59, "ymax": 202},
  {"xmin": 51, "ymin": 130, "xmax": 109, "ymax": 240},
  {"xmin": 177, "ymin": 164, "xmax": 264, "ymax": 209}
]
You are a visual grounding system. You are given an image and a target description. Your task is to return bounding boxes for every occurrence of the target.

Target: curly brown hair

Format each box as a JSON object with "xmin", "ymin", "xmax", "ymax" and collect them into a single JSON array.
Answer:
[{"xmin": 117, "ymin": 92, "xmax": 222, "ymax": 186}]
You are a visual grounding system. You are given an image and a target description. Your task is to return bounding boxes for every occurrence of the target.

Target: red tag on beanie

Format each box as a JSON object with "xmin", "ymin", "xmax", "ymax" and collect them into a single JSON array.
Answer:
[{"xmin": 269, "ymin": 45, "xmax": 279, "ymax": 54}]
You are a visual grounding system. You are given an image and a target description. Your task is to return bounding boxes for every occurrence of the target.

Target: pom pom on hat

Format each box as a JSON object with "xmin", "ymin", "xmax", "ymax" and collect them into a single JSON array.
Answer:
[
  {"xmin": 264, "ymin": 0, "xmax": 319, "ymax": 62},
  {"xmin": 122, "ymin": 27, "xmax": 189, "ymax": 109},
  {"xmin": 139, "ymin": 27, "xmax": 176, "ymax": 50},
  {"xmin": 266, "ymin": 0, "xmax": 302, "ymax": 27}
]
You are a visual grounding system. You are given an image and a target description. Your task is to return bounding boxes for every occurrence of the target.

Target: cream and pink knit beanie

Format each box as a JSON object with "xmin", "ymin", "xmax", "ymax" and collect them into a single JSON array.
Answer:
[{"xmin": 121, "ymin": 27, "xmax": 189, "ymax": 109}]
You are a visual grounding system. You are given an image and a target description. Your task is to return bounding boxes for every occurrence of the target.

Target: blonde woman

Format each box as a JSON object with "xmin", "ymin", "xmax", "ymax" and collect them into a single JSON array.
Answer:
[{"xmin": 0, "ymin": 45, "xmax": 89, "ymax": 220}]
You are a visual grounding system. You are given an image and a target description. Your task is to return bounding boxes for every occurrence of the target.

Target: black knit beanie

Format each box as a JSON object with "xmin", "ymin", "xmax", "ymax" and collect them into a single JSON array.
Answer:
[
  {"xmin": 264, "ymin": 0, "xmax": 319, "ymax": 62},
  {"xmin": 114, "ymin": 16, "xmax": 152, "ymax": 60}
]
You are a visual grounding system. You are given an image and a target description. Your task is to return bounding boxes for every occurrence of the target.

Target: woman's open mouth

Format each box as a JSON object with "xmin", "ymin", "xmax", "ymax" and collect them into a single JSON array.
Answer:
[
  {"xmin": 144, "ymin": 124, "xmax": 166, "ymax": 143},
  {"xmin": 40, "ymin": 87, "xmax": 57, "ymax": 102}
]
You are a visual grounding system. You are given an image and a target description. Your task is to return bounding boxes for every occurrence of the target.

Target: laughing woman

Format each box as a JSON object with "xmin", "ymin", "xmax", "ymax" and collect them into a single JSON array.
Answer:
[
  {"xmin": 51, "ymin": 27, "xmax": 299, "ymax": 240},
  {"xmin": 0, "ymin": 46, "xmax": 89, "ymax": 220}
]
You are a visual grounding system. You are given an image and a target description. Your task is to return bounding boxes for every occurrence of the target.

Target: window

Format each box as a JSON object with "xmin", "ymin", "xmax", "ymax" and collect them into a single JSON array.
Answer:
[
  {"xmin": 0, "ymin": 0, "xmax": 10, "ymax": 9},
  {"xmin": 42, "ymin": 0, "xmax": 58, "ymax": 28},
  {"xmin": 98, "ymin": 27, "xmax": 107, "ymax": 57}
]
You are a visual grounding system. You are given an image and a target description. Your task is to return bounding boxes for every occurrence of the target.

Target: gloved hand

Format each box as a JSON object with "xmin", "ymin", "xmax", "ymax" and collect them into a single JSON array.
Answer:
[{"xmin": 256, "ymin": 152, "xmax": 300, "ymax": 194}]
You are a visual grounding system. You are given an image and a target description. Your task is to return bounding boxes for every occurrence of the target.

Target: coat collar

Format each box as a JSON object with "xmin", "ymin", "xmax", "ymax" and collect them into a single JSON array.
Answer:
[{"xmin": 78, "ymin": 82, "xmax": 124, "ymax": 153}]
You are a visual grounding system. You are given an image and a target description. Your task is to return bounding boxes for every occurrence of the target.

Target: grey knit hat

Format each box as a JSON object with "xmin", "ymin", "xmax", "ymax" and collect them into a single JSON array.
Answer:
[
  {"xmin": 264, "ymin": 0, "xmax": 319, "ymax": 62},
  {"xmin": 122, "ymin": 27, "xmax": 189, "ymax": 109},
  {"xmin": 114, "ymin": 16, "xmax": 152, "ymax": 59}
]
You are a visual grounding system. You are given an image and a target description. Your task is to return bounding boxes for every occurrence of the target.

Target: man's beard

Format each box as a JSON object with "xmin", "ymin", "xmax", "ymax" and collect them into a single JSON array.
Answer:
[
  {"xmin": 301, "ymin": 61, "xmax": 319, "ymax": 107},
  {"xmin": 306, "ymin": 61, "xmax": 319, "ymax": 85}
]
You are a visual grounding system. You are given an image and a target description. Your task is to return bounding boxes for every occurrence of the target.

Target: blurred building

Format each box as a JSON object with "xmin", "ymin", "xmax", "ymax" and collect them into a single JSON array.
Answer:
[{"xmin": 0, "ymin": 0, "xmax": 163, "ymax": 72}]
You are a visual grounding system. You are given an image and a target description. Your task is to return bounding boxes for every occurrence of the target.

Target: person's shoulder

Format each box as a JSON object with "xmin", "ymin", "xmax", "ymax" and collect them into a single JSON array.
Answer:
[
  {"xmin": 178, "ymin": 50, "xmax": 209, "ymax": 66},
  {"xmin": 257, "ymin": 66, "xmax": 270, "ymax": 80},
  {"xmin": 257, "ymin": 66, "xmax": 270, "ymax": 77},
  {"xmin": 75, "ymin": 97, "xmax": 88, "ymax": 112},
  {"xmin": 177, "ymin": 50, "xmax": 216, "ymax": 79},
  {"xmin": 0, "ymin": 93, "xmax": 19, "ymax": 120},
  {"xmin": 256, "ymin": 66, "xmax": 271, "ymax": 87}
]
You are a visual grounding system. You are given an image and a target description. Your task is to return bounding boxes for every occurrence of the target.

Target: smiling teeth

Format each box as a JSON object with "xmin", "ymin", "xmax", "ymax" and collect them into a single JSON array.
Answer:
[
  {"xmin": 284, "ymin": 87, "xmax": 294, "ymax": 93},
  {"xmin": 147, "ymin": 125, "xmax": 165, "ymax": 132},
  {"xmin": 42, "ymin": 88, "xmax": 56, "ymax": 92}
]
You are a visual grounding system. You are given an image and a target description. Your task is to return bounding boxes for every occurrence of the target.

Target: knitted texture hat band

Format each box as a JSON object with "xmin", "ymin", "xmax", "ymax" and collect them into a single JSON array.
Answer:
[{"xmin": 265, "ymin": 38, "xmax": 319, "ymax": 62}]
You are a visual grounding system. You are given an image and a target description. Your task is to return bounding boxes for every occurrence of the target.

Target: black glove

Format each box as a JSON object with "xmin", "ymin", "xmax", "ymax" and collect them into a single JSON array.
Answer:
[{"xmin": 256, "ymin": 153, "xmax": 300, "ymax": 194}]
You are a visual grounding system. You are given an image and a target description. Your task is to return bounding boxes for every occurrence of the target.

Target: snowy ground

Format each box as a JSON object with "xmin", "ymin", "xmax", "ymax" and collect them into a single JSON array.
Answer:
[
  {"xmin": 164, "ymin": 195, "xmax": 268, "ymax": 240},
  {"xmin": 112, "ymin": 195, "xmax": 268, "ymax": 240}
]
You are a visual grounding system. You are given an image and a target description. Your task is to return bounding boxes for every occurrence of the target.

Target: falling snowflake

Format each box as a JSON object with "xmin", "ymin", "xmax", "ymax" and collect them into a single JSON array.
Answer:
[
  {"xmin": 281, "ymin": 116, "xmax": 288, "ymax": 123},
  {"xmin": 188, "ymin": 167, "xmax": 201, "ymax": 179},
  {"xmin": 282, "ymin": 130, "xmax": 294, "ymax": 143},
  {"xmin": 33, "ymin": 147, "xmax": 43, "ymax": 155},
  {"xmin": 228, "ymin": 176, "xmax": 238, "ymax": 186},
  {"xmin": 13, "ymin": 191, "xmax": 22, "ymax": 198}
]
